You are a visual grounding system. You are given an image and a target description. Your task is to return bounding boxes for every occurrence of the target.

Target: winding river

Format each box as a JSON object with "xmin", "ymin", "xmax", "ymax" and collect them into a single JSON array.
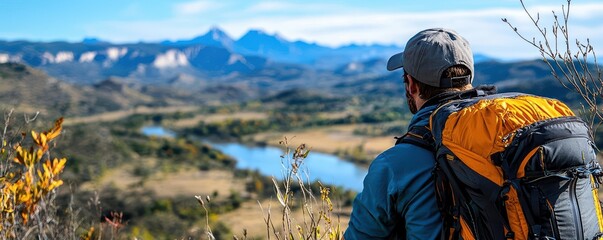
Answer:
[{"xmin": 141, "ymin": 126, "xmax": 367, "ymax": 192}]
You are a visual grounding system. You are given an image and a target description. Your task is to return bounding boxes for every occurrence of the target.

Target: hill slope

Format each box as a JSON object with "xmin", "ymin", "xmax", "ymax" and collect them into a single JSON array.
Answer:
[{"xmin": 0, "ymin": 63, "xmax": 179, "ymax": 116}]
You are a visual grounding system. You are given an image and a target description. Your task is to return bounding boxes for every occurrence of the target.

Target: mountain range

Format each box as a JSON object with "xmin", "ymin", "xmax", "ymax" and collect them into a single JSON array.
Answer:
[
  {"xmin": 161, "ymin": 27, "xmax": 405, "ymax": 68},
  {"xmin": 0, "ymin": 26, "xmax": 589, "ymax": 114},
  {"xmin": 0, "ymin": 27, "xmax": 495, "ymax": 86}
]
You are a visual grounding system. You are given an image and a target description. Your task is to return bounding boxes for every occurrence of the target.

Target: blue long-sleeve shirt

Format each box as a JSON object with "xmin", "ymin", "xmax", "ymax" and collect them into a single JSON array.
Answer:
[{"xmin": 344, "ymin": 104, "xmax": 442, "ymax": 239}]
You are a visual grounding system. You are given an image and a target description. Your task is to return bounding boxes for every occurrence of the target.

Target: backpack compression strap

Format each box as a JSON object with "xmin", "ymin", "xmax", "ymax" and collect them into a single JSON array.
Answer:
[
  {"xmin": 396, "ymin": 126, "xmax": 471, "ymax": 239},
  {"xmin": 394, "ymin": 125, "xmax": 434, "ymax": 152}
]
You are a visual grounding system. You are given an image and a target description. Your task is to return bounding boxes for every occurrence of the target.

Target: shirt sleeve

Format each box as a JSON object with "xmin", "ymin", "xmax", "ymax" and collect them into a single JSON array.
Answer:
[
  {"xmin": 344, "ymin": 144, "xmax": 442, "ymax": 240},
  {"xmin": 344, "ymin": 155, "xmax": 398, "ymax": 239}
]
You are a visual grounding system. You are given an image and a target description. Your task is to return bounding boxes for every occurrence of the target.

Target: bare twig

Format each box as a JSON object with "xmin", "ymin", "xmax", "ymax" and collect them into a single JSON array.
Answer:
[
  {"xmin": 24, "ymin": 111, "xmax": 39, "ymax": 124},
  {"xmin": 504, "ymin": 0, "xmax": 603, "ymax": 143}
]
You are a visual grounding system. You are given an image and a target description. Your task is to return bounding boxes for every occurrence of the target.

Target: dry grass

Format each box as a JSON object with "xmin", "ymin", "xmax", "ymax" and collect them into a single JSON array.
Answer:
[
  {"xmin": 79, "ymin": 159, "xmax": 244, "ymax": 198},
  {"xmin": 218, "ymin": 200, "xmax": 352, "ymax": 239},
  {"xmin": 315, "ymin": 111, "xmax": 356, "ymax": 120},
  {"xmin": 167, "ymin": 112, "xmax": 268, "ymax": 128},
  {"xmin": 64, "ymin": 105, "xmax": 200, "ymax": 125},
  {"xmin": 65, "ymin": 106, "xmax": 267, "ymax": 130},
  {"xmin": 146, "ymin": 170, "xmax": 245, "ymax": 198},
  {"xmin": 253, "ymin": 124, "xmax": 396, "ymax": 157}
]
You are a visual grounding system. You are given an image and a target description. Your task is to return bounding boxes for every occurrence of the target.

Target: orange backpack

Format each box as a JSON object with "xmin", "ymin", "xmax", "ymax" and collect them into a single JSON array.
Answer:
[{"xmin": 399, "ymin": 91, "xmax": 603, "ymax": 239}]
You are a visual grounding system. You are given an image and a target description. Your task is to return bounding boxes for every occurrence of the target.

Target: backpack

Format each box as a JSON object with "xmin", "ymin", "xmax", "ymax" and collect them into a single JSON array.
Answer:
[{"xmin": 397, "ymin": 91, "xmax": 603, "ymax": 239}]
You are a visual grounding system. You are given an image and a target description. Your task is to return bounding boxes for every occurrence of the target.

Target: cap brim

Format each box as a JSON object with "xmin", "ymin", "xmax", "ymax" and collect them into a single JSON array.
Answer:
[{"xmin": 386, "ymin": 52, "xmax": 404, "ymax": 71}]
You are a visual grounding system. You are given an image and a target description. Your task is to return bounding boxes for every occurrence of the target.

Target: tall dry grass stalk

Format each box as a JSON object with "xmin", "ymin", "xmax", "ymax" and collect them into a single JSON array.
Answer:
[
  {"xmin": 257, "ymin": 138, "xmax": 343, "ymax": 240},
  {"xmin": 195, "ymin": 195, "xmax": 215, "ymax": 240},
  {"xmin": 195, "ymin": 137, "xmax": 345, "ymax": 239}
]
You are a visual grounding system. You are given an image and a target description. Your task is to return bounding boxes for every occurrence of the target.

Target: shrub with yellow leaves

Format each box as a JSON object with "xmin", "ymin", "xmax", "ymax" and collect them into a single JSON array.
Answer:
[{"xmin": 0, "ymin": 117, "xmax": 67, "ymax": 239}]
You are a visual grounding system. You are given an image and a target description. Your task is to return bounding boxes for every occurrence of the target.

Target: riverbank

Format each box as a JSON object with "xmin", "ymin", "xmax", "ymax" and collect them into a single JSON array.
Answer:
[{"xmin": 250, "ymin": 122, "xmax": 401, "ymax": 167}]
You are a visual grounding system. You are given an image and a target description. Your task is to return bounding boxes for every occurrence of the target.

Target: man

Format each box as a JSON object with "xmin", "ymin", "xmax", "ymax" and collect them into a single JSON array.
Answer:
[{"xmin": 344, "ymin": 28, "xmax": 487, "ymax": 239}]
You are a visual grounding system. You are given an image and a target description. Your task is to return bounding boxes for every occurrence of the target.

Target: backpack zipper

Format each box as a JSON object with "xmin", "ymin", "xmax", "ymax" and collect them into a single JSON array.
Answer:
[
  {"xmin": 569, "ymin": 176, "xmax": 584, "ymax": 239},
  {"xmin": 545, "ymin": 198, "xmax": 561, "ymax": 239},
  {"xmin": 465, "ymin": 201, "xmax": 480, "ymax": 238}
]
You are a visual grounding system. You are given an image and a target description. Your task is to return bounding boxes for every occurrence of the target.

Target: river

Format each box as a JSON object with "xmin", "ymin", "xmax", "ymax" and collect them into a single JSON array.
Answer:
[{"xmin": 141, "ymin": 126, "xmax": 367, "ymax": 192}]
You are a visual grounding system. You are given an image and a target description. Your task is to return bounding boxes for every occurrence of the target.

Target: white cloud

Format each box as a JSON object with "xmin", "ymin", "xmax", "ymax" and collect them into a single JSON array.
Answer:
[
  {"xmin": 244, "ymin": 1, "xmax": 340, "ymax": 14},
  {"xmin": 174, "ymin": 0, "xmax": 219, "ymax": 15},
  {"xmin": 85, "ymin": 2, "xmax": 603, "ymax": 60},
  {"xmin": 222, "ymin": 3, "xmax": 603, "ymax": 60}
]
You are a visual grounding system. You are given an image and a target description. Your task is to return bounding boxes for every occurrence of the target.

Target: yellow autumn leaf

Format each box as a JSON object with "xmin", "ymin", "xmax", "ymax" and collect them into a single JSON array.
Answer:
[
  {"xmin": 51, "ymin": 158, "xmax": 67, "ymax": 175},
  {"xmin": 44, "ymin": 117, "xmax": 63, "ymax": 141},
  {"xmin": 31, "ymin": 130, "xmax": 38, "ymax": 145},
  {"xmin": 40, "ymin": 133, "xmax": 47, "ymax": 148},
  {"xmin": 33, "ymin": 185, "xmax": 42, "ymax": 198},
  {"xmin": 8, "ymin": 182, "xmax": 20, "ymax": 193},
  {"xmin": 48, "ymin": 180, "xmax": 63, "ymax": 191},
  {"xmin": 37, "ymin": 169, "xmax": 44, "ymax": 180},
  {"xmin": 23, "ymin": 175, "xmax": 30, "ymax": 186},
  {"xmin": 13, "ymin": 146, "xmax": 25, "ymax": 165},
  {"xmin": 21, "ymin": 212, "xmax": 29, "ymax": 224},
  {"xmin": 18, "ymin": 193, "xmax": 31, "ymax": 204},
  {"xmin": 36, "ymin": 149, "xmax": 44, "ymax": 162},
  {"xmin": 42, "ymin": 161, "xmax": 51, "ymax": 176},
  {"xmin": 32, "ymin": 130, "xmax": 48, "ymax": 148}
]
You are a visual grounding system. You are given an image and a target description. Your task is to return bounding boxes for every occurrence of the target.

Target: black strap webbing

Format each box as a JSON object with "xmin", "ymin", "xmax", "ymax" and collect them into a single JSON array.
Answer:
[{"xmin": 394, "ymin": 126, "xmax": 434, "ymax": 152}]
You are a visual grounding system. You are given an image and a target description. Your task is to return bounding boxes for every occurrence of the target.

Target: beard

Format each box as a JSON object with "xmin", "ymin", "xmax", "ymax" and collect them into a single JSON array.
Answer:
[{"xmin": 406, "ymin": 89, "xmax": 418, "ymax": 114}]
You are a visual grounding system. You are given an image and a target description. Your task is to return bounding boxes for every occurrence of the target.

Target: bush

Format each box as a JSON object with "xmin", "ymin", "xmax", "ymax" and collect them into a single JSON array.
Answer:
[{"xmin": 0, "ymin": 117, "xmax": 68, "ymax": 239}]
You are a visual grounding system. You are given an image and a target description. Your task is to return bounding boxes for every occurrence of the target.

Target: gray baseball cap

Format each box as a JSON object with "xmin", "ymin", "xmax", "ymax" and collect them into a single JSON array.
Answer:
[{"xmin": 387, "ymin": 28, "xmax": 474, "ymax": 88}]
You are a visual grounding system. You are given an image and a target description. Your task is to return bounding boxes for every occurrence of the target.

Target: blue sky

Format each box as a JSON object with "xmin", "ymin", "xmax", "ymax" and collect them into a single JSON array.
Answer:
[{"xmin": 1, "ymin": 0, "xmax": 602, "ymax": 60}]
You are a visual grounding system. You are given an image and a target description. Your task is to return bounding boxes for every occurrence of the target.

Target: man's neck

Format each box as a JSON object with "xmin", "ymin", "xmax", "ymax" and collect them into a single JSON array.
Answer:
[{"xmin": 419, "ymin": 85, "xmax": 497, "ymax": 111}]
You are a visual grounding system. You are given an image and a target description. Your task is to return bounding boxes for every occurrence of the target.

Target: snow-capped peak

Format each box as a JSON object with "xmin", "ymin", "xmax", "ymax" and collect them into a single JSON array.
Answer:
[{"xmin": 153, "ymin": 50, "xmax": 189, "ymax": 68}]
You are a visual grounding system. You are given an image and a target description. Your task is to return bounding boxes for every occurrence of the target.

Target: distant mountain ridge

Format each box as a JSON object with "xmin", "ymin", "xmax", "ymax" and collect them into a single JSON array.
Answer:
[
  {"xmin": 162, "ymin": 26, "xmax": 235, "ymax": 49},
  {"xmin": 0, "ymin": 40, "xmax": 273, "ymax": 84},
  {"xmin": 162, "ymin": 27, "xmax": 410, "ymax": 68},
  {"xmin": 0, "ymin": 26, "xmax": 497, "ymax": 86}
]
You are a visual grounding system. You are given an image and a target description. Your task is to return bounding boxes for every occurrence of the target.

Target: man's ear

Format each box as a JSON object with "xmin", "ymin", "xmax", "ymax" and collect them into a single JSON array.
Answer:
[{"xmin": 405, "ymin": 75, "xmax": 419, "ymax": 96}]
